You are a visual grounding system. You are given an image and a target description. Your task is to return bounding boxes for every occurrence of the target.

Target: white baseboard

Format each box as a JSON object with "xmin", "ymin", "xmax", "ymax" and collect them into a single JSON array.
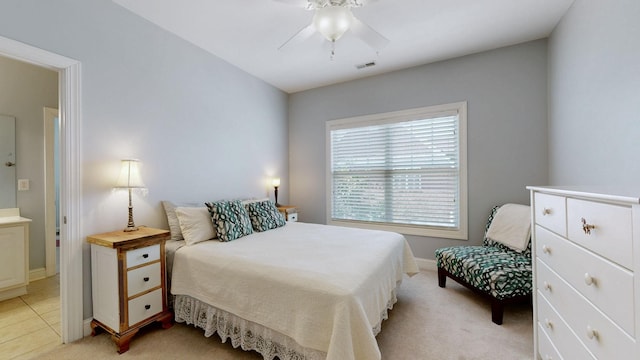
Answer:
[
  {"xmin": 29, "ymin": 268, "xmax": 47, "ymax": 282},
  {"xmin": 415, "ymin": 257, "xmax": 437, "ymax": 271}
]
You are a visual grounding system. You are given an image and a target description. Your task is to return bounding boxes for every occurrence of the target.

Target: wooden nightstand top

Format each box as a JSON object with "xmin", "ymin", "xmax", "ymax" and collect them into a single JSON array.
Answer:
[
  {"xmin": 87, "ymin": 227, "xmax": 169, "ymax": 249},
  {"xmin": 277, "ymin": 205, "xmax": 297, "ymax": 213}
]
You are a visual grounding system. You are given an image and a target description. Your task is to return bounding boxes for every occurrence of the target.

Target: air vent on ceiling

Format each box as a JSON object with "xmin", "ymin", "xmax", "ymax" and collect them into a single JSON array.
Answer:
[{"xmin": 355, "ymin": 61, "xmax": 376, "ymax": 70}]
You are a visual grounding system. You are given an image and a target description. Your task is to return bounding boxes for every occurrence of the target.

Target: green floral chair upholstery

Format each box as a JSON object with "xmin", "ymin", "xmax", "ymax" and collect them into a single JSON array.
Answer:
[{"xmin": 434, "ymin": 206, "xmax": 532, "ymax": 325}]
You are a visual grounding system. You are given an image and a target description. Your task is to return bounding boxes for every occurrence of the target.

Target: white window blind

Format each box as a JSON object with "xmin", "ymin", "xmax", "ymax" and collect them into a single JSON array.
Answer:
[{"xmin": 327, "ymin": 102, "xmax": 467, "ymax": 239}]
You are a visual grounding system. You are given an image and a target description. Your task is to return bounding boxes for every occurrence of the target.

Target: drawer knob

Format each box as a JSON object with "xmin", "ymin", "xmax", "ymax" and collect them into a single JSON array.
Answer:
[
  {"xmin": 586, "ymin": 325, "xmax": 599, "ymax": 340},
  {"xmin": 544, "ymin": 318, "xmax": 553, "ymax": 329},
  {"xmin": 584, "ymin": 273, "xmax": 596, "ymax": 286},
  {"xmin": 543, "ymin": 281, "xmax": 552, "ymax": 291},
  {"xmin": 542, "ymin": 245, "xmax": 551, "ymax": 254},
  {"xmin": 581, "ymin": 218, "xmax": 596, "ymax": 235},
  {"xmin": 542, "ymin": 208, "xmax": 551, "ymax": 216},
  {"xmin": 142, "ymin": 254, "xmax": 149, "ymax": 259},
  {"xmin": 145, "ymin": 304, "xmax": 151, "ymax": 310},
  {"xmin": 143, "ymin": 277, "xmax": 150, "ymax": 282}
]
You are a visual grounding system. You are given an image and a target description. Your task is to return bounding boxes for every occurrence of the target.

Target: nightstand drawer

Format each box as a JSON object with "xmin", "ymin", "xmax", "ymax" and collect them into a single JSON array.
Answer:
[
  {"xmin": 127, "ymin": 262, "xmax": 161, "ymax": 296},
  {"xmin": 287, "ymin": 212, "xmax": 298, "ymax": 222},
  {"xmin": 126, "ymin": 244, "xmax": 160, "ymax": 268},
  {"xmin": 128, "ymin": 288, "xmax": 162, "ymax": 327}
]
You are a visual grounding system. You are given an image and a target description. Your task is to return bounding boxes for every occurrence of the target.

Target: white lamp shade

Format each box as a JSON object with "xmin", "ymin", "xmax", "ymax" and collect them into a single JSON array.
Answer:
[
  {"xmin": 272, "ymin": 178, "xmax": 281, "ymax": 187},
  {"xmin": 115, "ymin": 159, "xmax": 145, "ymax": 188},
  {"xmin": 313, "ymin": 6, "xmax": 354, "ymax": 42}
]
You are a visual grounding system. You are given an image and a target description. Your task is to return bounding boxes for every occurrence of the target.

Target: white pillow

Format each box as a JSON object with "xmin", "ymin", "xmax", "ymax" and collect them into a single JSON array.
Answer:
[
  {"xmin": 162, "ymin": 201, "xmax": 200, "ymax": 240},
  {"xmin": 486, "ymin": 204, "xmax": 531, "ymax": 252},
  {"xmin": 175, "ymin": 207, "xmax": 217, "ymax": 246}
]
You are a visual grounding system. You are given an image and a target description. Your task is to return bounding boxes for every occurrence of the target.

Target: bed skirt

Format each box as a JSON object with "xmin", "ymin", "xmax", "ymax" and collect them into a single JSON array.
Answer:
[{"xmin": 173, "ymin": 282, "xmax": 400, "ymax": 360}]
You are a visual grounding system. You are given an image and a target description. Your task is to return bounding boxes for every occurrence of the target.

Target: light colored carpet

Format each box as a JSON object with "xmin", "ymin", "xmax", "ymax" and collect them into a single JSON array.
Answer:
[{"xmin": 34, "ymin": 270, "xmax": 533, "ymax": 359}]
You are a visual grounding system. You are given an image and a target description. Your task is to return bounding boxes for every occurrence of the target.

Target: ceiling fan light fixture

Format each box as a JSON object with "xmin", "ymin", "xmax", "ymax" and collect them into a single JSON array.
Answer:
[{"xmin": 313, "ymin": 6, "xmax": 354, "ymax": 42}]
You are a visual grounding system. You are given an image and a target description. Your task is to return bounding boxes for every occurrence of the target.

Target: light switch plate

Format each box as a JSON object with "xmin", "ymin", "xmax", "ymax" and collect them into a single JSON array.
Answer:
[{"xmin": 18, "ymin": 179, "xmax": 29, "ymax": 191}]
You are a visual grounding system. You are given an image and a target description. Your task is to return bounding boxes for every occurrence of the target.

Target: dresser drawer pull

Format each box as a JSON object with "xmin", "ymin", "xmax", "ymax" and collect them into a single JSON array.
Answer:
[
  {"xmin": 586, "ymin": 325, "xmax": 599, "ymax": 340},
  {"xmin": 543, "ymin": 281, "xmax": 552, "ymax": 292},
  {"xmin": 144, "ymin": 304, "xmax": 151, "ymax": 310},
  {"xmin": 143, "ymin": 277, "xmax": 150, "ymax": 282},
  {"xmin": 544, "ymin": 318, "xmax": 553, "ymax": 329},
  {"xmin": 584, "ymin": 273, "xmax": 596, "ymax": 286},
  {"xmin": 542, "ymin": 208, "xmax": 552, "ymax": 216},
  {"xmin": 581, "ymin": 218, "xmax": 596, "ymax": 235},
  {"xmin": 142, "ymin": 253, "xmax": 149, "ymax": 259},
  {"xmin": 542, "ymin": 245, "xmax": 551, "ymax": 254}
]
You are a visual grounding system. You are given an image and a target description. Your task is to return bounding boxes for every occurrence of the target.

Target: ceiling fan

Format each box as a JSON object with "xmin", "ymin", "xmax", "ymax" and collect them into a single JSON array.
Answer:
[{"xmin": 276, "ymin": 0, "xmax": 389, "ymax": 57}]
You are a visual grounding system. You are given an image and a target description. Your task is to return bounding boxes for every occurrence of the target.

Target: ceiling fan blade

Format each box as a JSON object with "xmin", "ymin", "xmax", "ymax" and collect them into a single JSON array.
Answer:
[
  {"xmin": 278, "ymin": 24, "xmax": 317, "ymax": 51},
  {"xmin": 350, "ymin": 17, "xmax": 389, "ymax": 51}
]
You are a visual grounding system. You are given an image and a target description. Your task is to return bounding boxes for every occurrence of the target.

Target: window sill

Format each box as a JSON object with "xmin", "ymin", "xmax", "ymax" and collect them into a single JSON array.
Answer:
[{"xmin": 327, "ymin": 219, "xmax": 468, "ymax": 240}]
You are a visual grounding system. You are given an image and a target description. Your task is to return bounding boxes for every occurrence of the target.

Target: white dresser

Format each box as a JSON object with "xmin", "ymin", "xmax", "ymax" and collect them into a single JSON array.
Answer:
[{"xmin": 528, "ymin": 186, "xmax": 640, "ymax": 360}]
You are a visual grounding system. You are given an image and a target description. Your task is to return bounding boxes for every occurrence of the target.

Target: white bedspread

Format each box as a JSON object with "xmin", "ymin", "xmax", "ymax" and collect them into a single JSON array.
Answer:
[{"xmin": 171, "ymin": 222, "xmax": 418, "ymax": 360}]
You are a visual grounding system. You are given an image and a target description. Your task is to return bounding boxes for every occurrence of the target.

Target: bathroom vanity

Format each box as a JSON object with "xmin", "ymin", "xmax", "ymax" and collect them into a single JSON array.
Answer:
[{"xmin": 0, "ymin": 208, "xmax": 31, "ymax": 301}]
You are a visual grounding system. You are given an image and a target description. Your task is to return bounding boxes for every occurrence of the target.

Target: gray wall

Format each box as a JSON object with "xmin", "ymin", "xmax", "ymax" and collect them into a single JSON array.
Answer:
[
  {"xmin": 0, "ymin": 0, "xmax": 288, "ymax": 318},
  {"xmin": 289, "ymin": 40, "xmax": 549, "ymax": 260},
  {"xmin": 0, "ymin": 56, "xmax": 58, "ymax": 271},
  {"xmin": 548, "ymin": 0, "xmax": 640, "ymax": 185}
]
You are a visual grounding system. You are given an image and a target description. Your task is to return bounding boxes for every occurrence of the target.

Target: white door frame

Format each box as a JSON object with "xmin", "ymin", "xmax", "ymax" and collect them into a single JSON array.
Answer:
[
  {"xmin": 0, "ymin": 35, "xmax": 83, "ymax": 343},
  {"xmin": 44, "ymin": 107, "xmax": 58, "ymax": 277}
]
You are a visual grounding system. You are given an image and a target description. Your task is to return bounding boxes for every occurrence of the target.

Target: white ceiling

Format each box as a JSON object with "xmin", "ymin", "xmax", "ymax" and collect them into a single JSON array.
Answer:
[{"xmin": 112, "ymin": 0, "xmax": 575, "ymax": 94}]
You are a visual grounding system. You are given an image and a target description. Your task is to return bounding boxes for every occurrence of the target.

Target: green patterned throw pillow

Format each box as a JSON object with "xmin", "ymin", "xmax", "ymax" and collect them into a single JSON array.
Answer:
[
  {"xmin": 205, "ymin": 200, "xmax": 253, "ymax": 241},
  {"xmin": 245, "ymin": 200, "xmax": 286, "ymax": 232}
]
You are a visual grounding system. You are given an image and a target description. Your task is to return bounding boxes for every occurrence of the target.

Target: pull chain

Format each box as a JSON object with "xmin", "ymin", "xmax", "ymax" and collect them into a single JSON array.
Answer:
[{"xmin": 330, "ymin": 40, "xmax": 336, "ymax": 60}]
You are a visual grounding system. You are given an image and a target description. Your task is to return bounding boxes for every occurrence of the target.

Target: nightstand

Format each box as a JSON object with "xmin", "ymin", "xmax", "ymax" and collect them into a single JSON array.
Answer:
[
  {"xmin": 87, "ymin": 227, "xmax": 173, "ymax": 353},
  {"xmin": 277, "ymin": 205, "xmax": 298, "ymax": 222}
]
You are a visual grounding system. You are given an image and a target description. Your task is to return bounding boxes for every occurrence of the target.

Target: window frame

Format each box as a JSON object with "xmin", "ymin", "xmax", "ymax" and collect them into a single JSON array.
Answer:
[{"xmin": 325, "ymin": 101, "xmax": 468, "ymax": 240}]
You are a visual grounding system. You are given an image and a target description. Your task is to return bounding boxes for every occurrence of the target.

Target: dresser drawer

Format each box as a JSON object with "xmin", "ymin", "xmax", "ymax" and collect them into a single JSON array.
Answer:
[
  {"xmin": 537, "ymin": 294, "xmax": 595, "ymax": 360},
  {"xmin": 538, "ymin": 322, "xmax": 562, "ymax": 360},
  {"xmin": 537, "ymin": 259, "xmax": 636, "ymax": 358},
  {"xmin": 126, "ymin": 244, "xmax": 160, "ymax": 268},
  {"xmin": 534, "ymin": 193, "xmax": 566, "ymax": 236},
  {"xmin": 128, "ymin": 288, "xmax": 163, "ymax": 327},
  {"xmin": 536, "ymin": 226, "xmax": 634, "ymax": 334},
  {"xmin": 127, "ymin": 262, "xmax": 161, "ymax": 297},
  {"xmin": 567, "ymin": 198, "xmax": 632, "ymax": 269}
]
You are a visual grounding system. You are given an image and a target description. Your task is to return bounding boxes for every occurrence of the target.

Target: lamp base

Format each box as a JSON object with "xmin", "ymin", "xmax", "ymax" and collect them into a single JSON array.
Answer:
[{"xmin": 124, "ymin": 198, "xmax": 138, "ymax": 232}]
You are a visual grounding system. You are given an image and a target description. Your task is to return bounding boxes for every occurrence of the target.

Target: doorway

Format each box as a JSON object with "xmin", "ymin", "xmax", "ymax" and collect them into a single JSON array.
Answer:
[{"xmin": 0, "ymin": 35, "xmax": 83, "ymax": 344}]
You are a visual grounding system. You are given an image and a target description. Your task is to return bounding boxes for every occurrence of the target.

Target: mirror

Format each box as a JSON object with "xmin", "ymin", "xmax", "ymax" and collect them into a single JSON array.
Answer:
[{"xmin": 0, "ymin": 115, "xmax": 16, "ymax": 208}]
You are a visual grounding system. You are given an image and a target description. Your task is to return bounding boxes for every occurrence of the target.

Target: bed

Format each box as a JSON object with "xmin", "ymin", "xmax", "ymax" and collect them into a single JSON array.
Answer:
[{"xmin": 164, "ymin": 202, "xmax": 418, "ymax": 360}]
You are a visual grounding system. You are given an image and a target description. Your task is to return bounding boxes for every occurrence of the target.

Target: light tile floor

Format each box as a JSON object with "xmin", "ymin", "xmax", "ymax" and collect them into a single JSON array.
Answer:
[{"xmin": 0, "ymin": 275, "xmax": 61, "ymax": 359}]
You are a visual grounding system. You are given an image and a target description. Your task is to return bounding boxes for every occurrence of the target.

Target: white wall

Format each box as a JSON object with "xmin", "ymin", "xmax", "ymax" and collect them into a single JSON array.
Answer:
[
  {"xmin": 0, "ymin": 0, "xmax": 288, "ymax": 318},
  {"xmin": 289, "ymin": 40, "xmax": 549, "ymax": 260},
  {"xmin": 548, "ymin": 0, "xmax": 640, "ymax": 185},
  {"xmin": 0, "ymin": 56, "xmax": 58, "ymax": 271}
]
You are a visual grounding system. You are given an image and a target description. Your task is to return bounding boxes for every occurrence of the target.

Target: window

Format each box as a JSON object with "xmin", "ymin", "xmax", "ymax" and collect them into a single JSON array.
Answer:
[{"xmin": 326, "ymin": 102, "xmax": 467, "ymax": 239}]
